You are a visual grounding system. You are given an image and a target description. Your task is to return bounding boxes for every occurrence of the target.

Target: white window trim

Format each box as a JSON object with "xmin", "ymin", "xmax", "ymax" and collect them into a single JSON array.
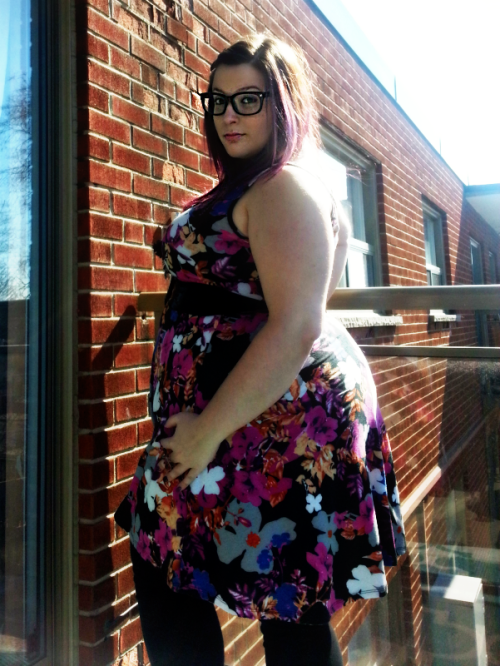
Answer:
[
  {"xmin": 320, "ymin": 129, "xmax": 396, "ymax": 328},
  {"xmin": 422, "ymin": 201, "xmax": 453, "ymax": 322}
]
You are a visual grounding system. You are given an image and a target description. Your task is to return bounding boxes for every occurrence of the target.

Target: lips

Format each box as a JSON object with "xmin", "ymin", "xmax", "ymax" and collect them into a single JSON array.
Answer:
[{"xmin": 224, "ymin": 133, "xmax": 243, "ymax": 139}]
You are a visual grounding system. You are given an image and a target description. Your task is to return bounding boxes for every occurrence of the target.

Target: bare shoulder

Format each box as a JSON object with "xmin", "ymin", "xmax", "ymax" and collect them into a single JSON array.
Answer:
[{"xmin": 246, "ymin": 164, "xmax": 333, "ymax": 223}]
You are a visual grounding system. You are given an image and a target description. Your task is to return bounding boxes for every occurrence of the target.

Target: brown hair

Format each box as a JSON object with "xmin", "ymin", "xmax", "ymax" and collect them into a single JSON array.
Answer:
[{"xmin": 185, "ymin": 33, "xmax": 321, "ymax": 213}]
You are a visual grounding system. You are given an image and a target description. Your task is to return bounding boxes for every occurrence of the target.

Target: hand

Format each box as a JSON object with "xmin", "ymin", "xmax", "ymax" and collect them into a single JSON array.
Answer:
[{"xmin": 161, "ymin": 412, "xmax": 221, "ymax": 490}]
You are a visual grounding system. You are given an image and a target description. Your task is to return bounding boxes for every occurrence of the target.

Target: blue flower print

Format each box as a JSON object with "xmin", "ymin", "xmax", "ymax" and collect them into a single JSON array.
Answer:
[
  {"xmin": 271, "ymin": 533, "xmax": 291, "ymax": 549},
  {"xmin": 312, "ymin": 511, "xmax": 339, "ymax": 555},
  {"xmin": 192, "ymin": 569, "xmax": 217, "ymax": 601},
  {"xmin": 216, "ymin": 499, "xmax": 297, "ymax": 574},
  {"xmin": 273, "ymin": 583, "xmax": 299, "ymax": 620}
]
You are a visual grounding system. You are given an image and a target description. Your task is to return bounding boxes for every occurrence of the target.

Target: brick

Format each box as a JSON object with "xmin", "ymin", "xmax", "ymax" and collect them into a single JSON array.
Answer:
[
  {"xmin": 79, "ymin": 266, "xmax": 134, "ymax": 292},
  {"xmin": 136, "ymin": 315, "xmax": 154, "ymax": 341},
  {"xmin": 132, "ymin": 127, "xmax": 167, "ymax": 157},
  {"xmin": 113, "ymin": 143, "xmax": 151, "ymax": 175},
  {"xmin": 112, "ymin": 2, "xmax": 149, "ymax": 40},
  {"xmin": 114, "ymin": 342, "xmax": 153, "ymax": 368},
  {"xmin": 170, "ymin": 185, "xmax": 194, "ymax": 208},
  {"xmin": 78, "ymin": 293, "xmax": 113, "ymax": 318},
  {"xmin": 110, "ymin": 46, "xmax": 141, "ymax": 80},
  {"xmin": 79, "ymin": 317, "xmax": 135, "ymax": 345},
  {"xmin": 166, "ymin": 17, "xmax": 189, "ymax": 44},
  {"xmin": 209, "ymin": 29, "xmax": 229, "ymax": 53},
  {"xmin": 185, "ymin": 128, "xmax": 208, "ymax": 154},
  {"xmin": 138, "ymin": 418, "xmax": 154, "ymax": 443},
  {"xmin": 115, "ymin": 394, "xmax": 148, "ymax": 422},
  {"xmin": 78, "ymin": 517, "xmax": 114, "ymax": 552},
  {"xmin": 158, "ymin": 73, "xmax": 174, "ymax": 99},
  {"xmin": 81, "ymin": 32, "xmax": 109, "ymax": 62},
  {"xmin": 153, "ymin": 204, "xmax": 172, "ymax": 225},
  {"xmin": 79, "ymin": 636, "xmax": 118, "ymax": 666},
  {"xmin": 120, "ymin": 617, "xmax": 143, "ymax": 653},
  {"xmin": 78, "ymin": 577, "xmax": 115, "ymax": 613},
  {"xmin": 81, "ymin": 160, "xmax": 132, "ymax": 192},
  {"xmin": 88, "ymin": 8, "xmax": 129, "ymax": 50},
  {"xmin": 153, "ymin": 159, "xmax": 185, "ymax": 184},
  {"xmin": 78, "ymin": 238, "xmax": 112, "ymax": 264},
  {"xmin": 78, "ymin": 458, "xmax": 114, "ymax": 489},
  {"xmin": 88, "ymin": 60, "xmax": 130, "ymax": 98},
  {"xmin": 131, "ymin": 36, "xmax": 166, "ymax": 71},
  {"xmin": 78, "ymin": 531, "xmax": 130, "ymax": 578},
  {"xmin": 78, "ymin": 345, "xmax": 114, "ymax": 373},
  {"xmin": 168, "ymin": 103, "xmax": 196, "ymax": 129},
  {"xmin": 103, "ymin": 370, "xmax": 137, "ymax": 398},
  {"xmin": 79, "ymin": 399, "xmax": 114, "ymax": 430},
  {"xmin": 186, "ymin": 170, "xmax": 213, "ymax": 192},
  {"xmin": 87, "ymin": 108, "xmax": 131, "ymax": 144},
  {"xmin": 77, "ymin": 83, "xmax": 109, "ymax": 112},
  {"xmin": 114, "ymin": 244, "xmax": 153, "ymax": 269},
  {"xmin": 116, "ymin": 564, "xmax": 135, "ymax": 597},
  {"xmin": 217, "ymin": 19, "xmax": 238, "ymax": 45},
  {"xmin": 114, "ymin": 294, "xmax": 139, "ymax": 316},
  {"xmin": 131, "ymin": 81, "xmax": 145, "ymax": 105},
  {"xmin": 151, "ymin": 114, "xmax": 183, "ymax": 142},
  {"xmin": 135, "ymin": 270, "xmax": 168, "ymax": 292},
  {"xmin": 141, "ymin": 62, "xmax": 159, "ymax": 90},
  {"xmin": 124, "ymin": 221, "xmax": 144, "ymax": 243},
  {"xmin": 116, "ymin": 449, "xmax": 141, "ymax": 480},
  {"xmin": 113, "ymin": 193, "xmax": 152, "ymax": 222},
  {"xmin": 193, "ymin": 0, "xmax": 219, "ymax": 31},
  {"xmin": 175, "ymin": 84, "xmax": 191, "ymax": 106},
  {"xmin": 112, "ymin": 96, "xmax": 151, "ymax": 129},
  {"xmin": 197, "ymin": 39, "xmax": 217, "ymax": 64},
  {"xmin": 184, "ymin": 50, "xmax": 211, "ymax": 79},
  {"xmin": 169, "ymin": 143, "xmax": 199, "ymax": 169},
  {"xmin": 133, "ymin": 174, "xmax": 168, "ymax": 201},
  {"xmin": 78, "ymin": 134, "xmax": 110, "ymax": 161},
  {"xmin": 167, "ymin": 61, "xmax": 196, "ymax": 89},
  {"xmin": 137, "ymin": 366, "xmax": 151, "ymax": 391},
  {"xmin": 82, "ymin": 0, "xmax": 109, "ymax": 14},
  {"xmin": 78, "ymin": 212, "xmax": 123, "ymax": 240}
]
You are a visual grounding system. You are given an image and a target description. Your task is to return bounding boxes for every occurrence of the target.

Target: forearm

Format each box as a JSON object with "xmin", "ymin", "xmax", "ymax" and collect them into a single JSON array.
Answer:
[{"xmin": 194, "ymin": 319, "xmax": 317, "ymax": 447}]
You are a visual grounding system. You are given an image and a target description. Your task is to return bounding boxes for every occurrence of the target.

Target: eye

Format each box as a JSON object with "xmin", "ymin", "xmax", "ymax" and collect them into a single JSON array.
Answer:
[
  {"xmin": 240, "ymin": 94, "xmax": 259, "ymax": 105},
  {"xmin": 213, "ymin": 94, "xmax": 226, "ymax": 106}
]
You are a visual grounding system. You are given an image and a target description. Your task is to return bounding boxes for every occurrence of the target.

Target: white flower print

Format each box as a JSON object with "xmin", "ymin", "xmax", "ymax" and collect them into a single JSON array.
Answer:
[
  {"xmin": 346, "ymin": 565, "xmax": 386, "ymax": 599},
  {"xmin": 214, "ymin": 595, "xmax": 237, "ymax": 615},
  {"xmin": 312, "ymin": 511, "xmax": 339, "ymax": 554},
  {"xmin": 172, "ymin": 335, "xmax": 183, "ymax": 353},
  {"xmin": 143, "ymin": 469, "xmax": 168, "ymax": 512},
  {"xmin": 167, "ymin": 210, "xmax": 189, "ymax": 239},
  {"xmin": 337, "ymin": 357, "xmax": 362, "ymax": 391},
  {"xmin": 190, "ymin": 466, "xmax": 225, "ymax": 496},
  {"xmin": 306, "ymin": 494, "xmax": 322, "ymax": 514},
  {"xmin": 392, "ymin": 487, "xmax": 400, "ymax": 504},
  {"xmin": 368, "ymin": 468, "xmax": 386, "ymax": 495},
  {"xmin": 152, "ymin": 382, "xmax": 161, "ymax": 412},
  {"xmin": 284, "ymin": 376, "xmax": 308, "ymax": 402}
]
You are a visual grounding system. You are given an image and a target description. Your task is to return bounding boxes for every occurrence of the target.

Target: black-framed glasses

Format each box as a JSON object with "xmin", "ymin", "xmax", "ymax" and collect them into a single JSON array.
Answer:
[{"xmin": 199, "ymin": 91, "xmax": 270, "ymax": 116}]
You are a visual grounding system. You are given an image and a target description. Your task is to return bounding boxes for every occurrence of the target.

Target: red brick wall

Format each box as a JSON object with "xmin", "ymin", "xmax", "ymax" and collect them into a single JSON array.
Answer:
[{"xmin": 75, "ymin": 0, "xmax": 500, "ymax": 664}]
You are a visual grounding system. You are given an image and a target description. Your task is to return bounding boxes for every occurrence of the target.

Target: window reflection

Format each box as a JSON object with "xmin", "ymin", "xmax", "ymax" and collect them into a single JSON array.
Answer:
[{"xmin": 0, "ymin": 0, "xmax": 45, "ymax": 662}]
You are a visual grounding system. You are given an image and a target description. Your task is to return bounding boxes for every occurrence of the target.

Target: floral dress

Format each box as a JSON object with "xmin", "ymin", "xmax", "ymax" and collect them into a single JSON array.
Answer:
[{"xmin": 124, "ymin": 173, "xmax": 406, "ymax": 623}]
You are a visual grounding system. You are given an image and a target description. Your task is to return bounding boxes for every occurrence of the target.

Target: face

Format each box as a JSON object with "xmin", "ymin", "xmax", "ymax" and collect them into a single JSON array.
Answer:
[{"xmin": 211, "ymin": 64, "xmax": 273, "ymax": 160}]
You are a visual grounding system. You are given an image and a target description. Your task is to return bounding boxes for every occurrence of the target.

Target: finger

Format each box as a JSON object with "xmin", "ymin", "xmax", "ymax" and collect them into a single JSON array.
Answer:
[
  {"xmin": 165, "ymin": 414, "xmax": 178, "ymax": 428},
  {"xmin": 167, "ymin": 463, "xmax": 189, "ymax": 482},
  {"xmin": 180, "ymin": 470, "xmax": 199, "ymax": 491}
]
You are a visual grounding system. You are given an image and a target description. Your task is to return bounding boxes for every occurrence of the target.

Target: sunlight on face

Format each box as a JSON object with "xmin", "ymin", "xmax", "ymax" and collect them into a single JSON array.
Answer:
[{"xmin": 212, "ymin": 63, "xmax": 273, "ymax": 160}]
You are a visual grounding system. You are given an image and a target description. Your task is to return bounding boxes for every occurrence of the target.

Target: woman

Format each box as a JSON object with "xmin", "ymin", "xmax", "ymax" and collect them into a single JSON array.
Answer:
[{"xmin": 116, "ymin": 34, "xmax": 405, "ymax": 666}]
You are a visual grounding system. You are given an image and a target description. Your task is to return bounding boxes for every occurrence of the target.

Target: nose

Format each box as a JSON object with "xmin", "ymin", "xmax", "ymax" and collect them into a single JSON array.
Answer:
[{"xmin": 221, "ymin": 101, "xmax": 238, "ymax": 122}]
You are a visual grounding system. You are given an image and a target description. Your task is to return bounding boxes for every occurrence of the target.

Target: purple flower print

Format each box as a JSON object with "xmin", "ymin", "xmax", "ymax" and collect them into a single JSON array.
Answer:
[
  {"xmin": 136, "ymin": 530, "xmax": 151, "ymax": 560},
  {"xmin": 212, "ymin": 256, "xmax": 237, "ymax": 279},
  {"xmin": 327, "ymin": 589, "xmax": 344, "ymax": 614},
  {"xmin": 305, "ymin": 406, "xmax": 337, "ymax": 446},
  {"xmin": 214, "ymin": 229, "xmax": 249, "ymax": 254},
  {"xmin": 349, "ymin": 420, "xmax": 367, "ymax": 458},
  {"xmin": 306, "ymin": 542, "xmax": 333, "ymax": 585},
  {"xmin": 231, "ymin": 427, "xmax": 262, "ymax": 462},
  {"xmin": 159, "ymin": 326, "xmax": 175, "ymax": 366},
  {"xmin": 352, "ymin": 495, "xmax": 375, "ymax": 539},
  {"xmin": 154, "ymin": 520, "xmax": 172, "ymax": 560},
  {"xmin": 231, "ymin": 471, "xmax": 271, "ymax": 506},
  {"xmin": 171, "ymin": 349, "xmax": 194, "ymax": 380}
]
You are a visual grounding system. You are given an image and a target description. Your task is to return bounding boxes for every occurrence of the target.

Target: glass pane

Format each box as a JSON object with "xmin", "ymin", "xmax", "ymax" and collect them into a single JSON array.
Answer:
[
  {"xmin": 470, "ymin": 240, "xmax": 484, "ymax": 285},
  {"xmin": 424, "ymin": 215, "xmax": 437, "ymax": 267},
  {"xmin": 347, "ymin": 354, "xmax": 500, "ymax": 664},
  {"xmin": 0, "ymin": 0, "xmax": 45, "ymax": 662}
]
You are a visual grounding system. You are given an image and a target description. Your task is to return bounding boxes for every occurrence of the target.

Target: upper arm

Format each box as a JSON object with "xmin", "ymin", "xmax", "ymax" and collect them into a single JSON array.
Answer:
[{"xmin": 246, "ymin": 167, "xmax": 336, "ymax": 338}]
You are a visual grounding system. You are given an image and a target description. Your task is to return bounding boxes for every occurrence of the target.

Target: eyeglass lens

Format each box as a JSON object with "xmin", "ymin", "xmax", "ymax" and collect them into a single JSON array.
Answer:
[{"xmin": 205, "ymin": 92, "xmax": 264, "ymax": 115}]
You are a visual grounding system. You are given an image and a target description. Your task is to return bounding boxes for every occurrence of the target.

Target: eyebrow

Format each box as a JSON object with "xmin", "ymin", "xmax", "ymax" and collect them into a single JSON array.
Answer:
[{"xmin": 211, "ymin": 85, "xmax": 262, "ymax": 94}]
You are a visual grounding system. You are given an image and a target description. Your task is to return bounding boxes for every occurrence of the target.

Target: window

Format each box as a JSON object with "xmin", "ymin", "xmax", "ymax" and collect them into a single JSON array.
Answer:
[
  {"xmin": 319, "ymin": 130, "xmax": 380, "ymax": 288},
  {"xmin": 423, "ymin": 204, "xmax": 446, "ymax": 286},
  {"xmin": 470, "ymin": 239, "xmax": 489, "ymax": 345},
  {"xmin": 488, "ymin": 251, "xmax": 498, "ymax": 284}
]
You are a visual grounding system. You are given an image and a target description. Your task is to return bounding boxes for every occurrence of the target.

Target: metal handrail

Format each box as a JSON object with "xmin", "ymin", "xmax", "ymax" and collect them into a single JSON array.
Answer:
[
  {"xmin": 359, "ymin": 345, "xmax": 500, "ymax": 358},
  {"xmin": 137, "ymin": 284, "xmax": 500, "ymax": 313}
]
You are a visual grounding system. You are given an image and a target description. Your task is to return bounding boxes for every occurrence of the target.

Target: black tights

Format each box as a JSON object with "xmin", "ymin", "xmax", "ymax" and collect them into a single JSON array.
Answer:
[{"xmin": 130, "ymin": 544, "xmax": 343, "ymax": 666}]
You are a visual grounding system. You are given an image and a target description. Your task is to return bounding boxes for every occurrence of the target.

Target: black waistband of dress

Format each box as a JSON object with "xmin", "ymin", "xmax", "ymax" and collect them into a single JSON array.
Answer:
[{"xmin": 165, "ymin": 277, "xmax": 269, "ymax": 316}]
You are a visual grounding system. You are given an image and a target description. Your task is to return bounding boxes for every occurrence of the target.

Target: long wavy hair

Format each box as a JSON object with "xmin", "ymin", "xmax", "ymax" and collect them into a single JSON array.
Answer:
[{"xmin": 185, "ymin": 34, "xmax": 321, "ymax": 213}]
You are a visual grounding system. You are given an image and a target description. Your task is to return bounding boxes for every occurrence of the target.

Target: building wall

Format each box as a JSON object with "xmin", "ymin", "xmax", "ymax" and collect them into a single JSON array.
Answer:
[{"xmin": 75, "ymin": 0, "xmax": 500, "ymax": 664}]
